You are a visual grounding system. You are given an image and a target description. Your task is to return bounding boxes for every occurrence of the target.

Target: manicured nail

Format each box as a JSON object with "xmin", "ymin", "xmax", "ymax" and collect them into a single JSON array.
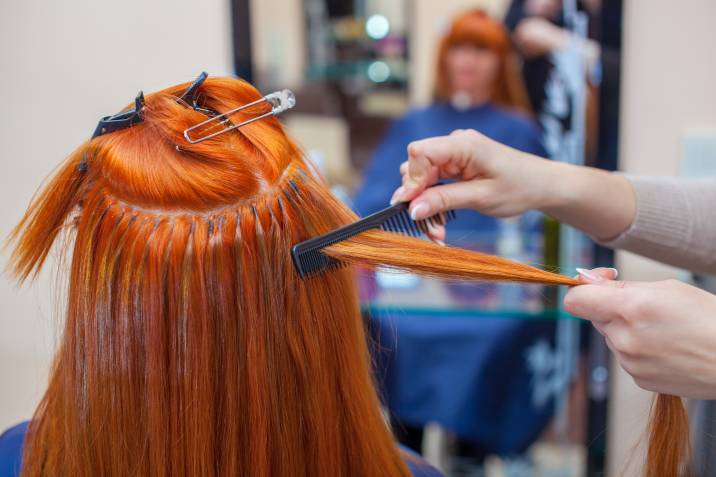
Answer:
[
  {"xmin": 390, "ymin": 186, "xmax": 405, "ymax": 205},
  {"xmin": 435, "ymin": 239, "xmax": 446, "ymax": 247},
  {"xmin": 606, "ymin": 267, "xmax": 619, "ymax": 279},
  {"xmin": 576, "ymin": 267, "xmax": 602, "ymax": 282},
  {"xmin": 410, "ymin": 203, "xmax": 428, "ymax": 221}
]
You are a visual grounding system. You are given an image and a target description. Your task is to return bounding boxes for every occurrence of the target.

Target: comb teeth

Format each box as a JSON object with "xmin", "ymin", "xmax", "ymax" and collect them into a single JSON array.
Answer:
[
  {"xmin": 291, "ymin": 199, "xmax": 458, "ymax": 279},
  {"xmin": 379, "ymin": 208, "xmax": 457, "ymax": 238}
]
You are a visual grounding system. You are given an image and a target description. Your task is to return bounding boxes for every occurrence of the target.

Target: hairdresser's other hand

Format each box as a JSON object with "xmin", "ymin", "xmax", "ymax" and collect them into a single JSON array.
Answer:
[
  {"xmin": 391, "ymin": 129, "xmax": 552, "ymax": 241},
  {"xmin": 565, "ymin": 270, "xmax": 716, "ymax": 399}
]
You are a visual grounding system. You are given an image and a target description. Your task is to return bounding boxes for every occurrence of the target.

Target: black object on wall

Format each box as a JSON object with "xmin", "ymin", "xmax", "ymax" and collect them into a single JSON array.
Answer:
[
  {"xmin": 231, "ymin": 0, "xmax": 253, "ymax": 82},
  {"xmin": 587, "ymin": 1, "xmax": 624, "ymax": 476}
]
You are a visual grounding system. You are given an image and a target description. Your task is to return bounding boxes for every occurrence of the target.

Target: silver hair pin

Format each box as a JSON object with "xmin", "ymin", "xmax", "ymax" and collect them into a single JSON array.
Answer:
[{"xmin": 183, "ymin": 89, "xmax": 296, "ymax": 144}]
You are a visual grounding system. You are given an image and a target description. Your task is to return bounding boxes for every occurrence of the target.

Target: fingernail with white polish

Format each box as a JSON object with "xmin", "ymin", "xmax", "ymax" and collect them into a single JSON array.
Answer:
[
  {"xmin": 576, "ymin": 267, "xmax": 602, "ymax": 282},
  {"xmin": 410, "ymin": 203, "xmax": 428, "ymax": 221},
  {"xmin": 435, "ymin": 239, "xmax": 446, "ymax": 247},
  {"xmin": 390, "ymin": 186, "xmax": 405, "ymax": 206},
  {"xmin": 607, "ymin": 267, "xmax": 619, "ymax": 279}
]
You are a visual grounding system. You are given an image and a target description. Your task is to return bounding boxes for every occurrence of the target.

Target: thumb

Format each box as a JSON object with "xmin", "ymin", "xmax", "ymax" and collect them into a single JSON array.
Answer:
[
  {"xmin": 408, "ymin": 181, "xmax": 492, "ymax": 220},
  {"xmin": 563, "ymin": 283, "xmax": 628, "ymax": 324}
]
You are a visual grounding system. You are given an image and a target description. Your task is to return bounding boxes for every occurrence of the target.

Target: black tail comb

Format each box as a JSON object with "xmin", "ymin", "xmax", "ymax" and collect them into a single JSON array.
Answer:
[{"xmin": 291, "ymin": 202, "xmax": 457, "ymax": 279}]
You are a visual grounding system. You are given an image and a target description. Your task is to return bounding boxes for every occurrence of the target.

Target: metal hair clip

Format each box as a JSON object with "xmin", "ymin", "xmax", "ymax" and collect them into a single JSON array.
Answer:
[{"xmin": 183, "ymin": 89, "xmax": 296, "ymax": 144}]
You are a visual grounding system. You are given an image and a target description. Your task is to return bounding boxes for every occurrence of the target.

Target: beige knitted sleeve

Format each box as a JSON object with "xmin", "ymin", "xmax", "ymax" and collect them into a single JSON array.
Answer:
[{"xmin": 599, "ymin": 176, "xmax": 716, "ymax": 274}]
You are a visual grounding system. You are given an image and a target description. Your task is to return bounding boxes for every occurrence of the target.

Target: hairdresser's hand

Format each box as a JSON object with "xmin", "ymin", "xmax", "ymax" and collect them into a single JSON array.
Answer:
[
  {"xmin": 565, "ymin": 269, "xmax": 716, "ymax": 399},
  {"xmin": 391, "ymin": 129, "xmax": 635, "ymax": 242},
  {"xmin": 391, "ymin": 130, "xmax": 554, "ymax": 241}
]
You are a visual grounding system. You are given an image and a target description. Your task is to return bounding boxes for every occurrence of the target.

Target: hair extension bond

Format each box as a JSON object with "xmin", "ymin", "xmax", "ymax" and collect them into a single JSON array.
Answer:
[{"xmin": 7, "ymin": 77, "xmax": 687, "ymax": 476}]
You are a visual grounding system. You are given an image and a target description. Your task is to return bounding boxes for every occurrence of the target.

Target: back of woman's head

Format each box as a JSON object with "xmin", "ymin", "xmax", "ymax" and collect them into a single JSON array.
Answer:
[
  {"xmin": 9, "ymin": 76, "xmax": 417, "ymax": 477},
  {"xmin": 434, "ymin": 9, "xmax": 531, "ymax": 112}
]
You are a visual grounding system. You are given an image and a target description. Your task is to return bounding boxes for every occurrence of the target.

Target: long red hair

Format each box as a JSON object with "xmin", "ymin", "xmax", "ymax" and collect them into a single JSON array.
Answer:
[
  {"xmin": 7, "ymin": 76, "xmax": 685, "ymax": 476},
  {"xmin": 645, "ymin": 395, "xmax": 691, "ymax": 477},
  {"xmin": 10, "ymin": 77, "xmax": 415, "ymax": 477},
  {"xmin": 434, "ymin": 9, "xmax": 532, "ymax": 113}
]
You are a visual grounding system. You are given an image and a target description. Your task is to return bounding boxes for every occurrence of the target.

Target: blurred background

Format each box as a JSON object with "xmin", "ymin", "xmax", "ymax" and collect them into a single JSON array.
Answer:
[{"xmin": 1, "ymin": 0, "xmax": 716, "ymax": 476}]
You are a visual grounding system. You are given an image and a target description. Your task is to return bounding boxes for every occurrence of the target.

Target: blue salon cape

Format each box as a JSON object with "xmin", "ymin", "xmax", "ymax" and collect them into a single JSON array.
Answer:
[
  {"xmin": 354, "ymin": 102, "xmax": 546, "ymax": 231},
  {"xmin": 355, "ymin": 102, "xmax": 557, "ymax": 454},
  {"xmin": 0, "ymin": 421, "xmax": 442, "ymax": 477}
]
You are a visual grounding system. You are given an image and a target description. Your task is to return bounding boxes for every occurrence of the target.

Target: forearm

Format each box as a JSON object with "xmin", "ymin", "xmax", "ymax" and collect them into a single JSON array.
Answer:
[
  {"xmin": 531, "ymin": 159, "xmax": 716, "ymax": 274},
  {"xmin": 536, "ymin": 160, "xmax": 636, "ymax": 241}
]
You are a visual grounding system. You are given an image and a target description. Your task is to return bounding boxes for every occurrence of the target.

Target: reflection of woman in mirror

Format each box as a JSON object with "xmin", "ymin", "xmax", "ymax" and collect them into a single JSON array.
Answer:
[
  {"xmin": 506, "ymin": 0, "xmax": 601, "ymax": 110},
  {"xmin": 505, "ymin": 0, "xmax": 603, "ymax": 162},
  {"xmin": 355, "ymin": 9, "xmax": 545, "ymax": 228},
  {"xmin": 353, "ymin": 10, "xmax": 560, "ymax": 473}
]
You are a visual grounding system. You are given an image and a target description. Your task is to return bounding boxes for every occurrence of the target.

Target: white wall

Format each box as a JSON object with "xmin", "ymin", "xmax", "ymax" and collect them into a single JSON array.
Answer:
[
  {"xmin": 0, "ymin": 0, "xmax": 233, "ymax": 431},
  {"xmin": 250, "ymin": 0, "xmax": 305, "ymax": 88},
  {"xmin": 609, "ymin": 0, "xmax": 716, "ymax": 475}
]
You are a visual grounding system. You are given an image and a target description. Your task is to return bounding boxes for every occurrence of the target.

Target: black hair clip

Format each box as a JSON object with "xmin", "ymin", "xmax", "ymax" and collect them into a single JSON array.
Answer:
[
  {"xmin": 179, "ymin": 71, "xmax": 208, "ymax": 106},
  {"xmin": 92, "ymin": 91, "xmax": 145, "ymax": 138},
  {"xmin": 84, "ymin": 72, "xmax": 211, "ymax": 170},
  {"xmin": 178, "ymin": 71, "xmax": 219, "ymax": 117},
  {"xmin": 78, "ymin": 153, "xmax": 90, "ymax": 174},
  {"xmin": 91, "ymin": 71, "xmax": 210, "ymax": 141}
]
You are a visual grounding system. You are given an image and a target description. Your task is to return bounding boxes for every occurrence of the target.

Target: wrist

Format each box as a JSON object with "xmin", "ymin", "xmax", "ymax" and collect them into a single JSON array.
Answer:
[
  {"xmin": 536, "ymin": 164, "xmax": 637, "ymax": 240},
  {"xmin": 531, "ymin": 159, "xmax": 576, "ymax": 212}
]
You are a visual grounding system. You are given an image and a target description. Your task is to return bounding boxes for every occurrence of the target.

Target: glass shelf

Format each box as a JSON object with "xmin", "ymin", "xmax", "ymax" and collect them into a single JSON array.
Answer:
[{"xmin": 358, "ymin": 225, "xmax": 584, "ymax": 320}]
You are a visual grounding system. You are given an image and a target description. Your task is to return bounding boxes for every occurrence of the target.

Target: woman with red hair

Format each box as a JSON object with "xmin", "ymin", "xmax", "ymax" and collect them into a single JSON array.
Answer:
[
  {"xmin": 353, "ymin": 9, "xmax": 557, "ymax": 473},
  {"xmin": 356, "ymin": 9, "xmax": 543, "ymax": 224},
  {"xmin": 433, "ymin": 9, "xmax": 532, "ymax": 113}
]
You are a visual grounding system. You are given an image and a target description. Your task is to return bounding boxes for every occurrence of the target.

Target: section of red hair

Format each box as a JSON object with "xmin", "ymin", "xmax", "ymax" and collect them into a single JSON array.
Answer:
[
  {"xmin": 9, "ymin": 77, "xmax": 412, "ymax": 477},
  {"xmin": 646, "ymin": 395, "xmax": 692, "ymax": 477}
]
